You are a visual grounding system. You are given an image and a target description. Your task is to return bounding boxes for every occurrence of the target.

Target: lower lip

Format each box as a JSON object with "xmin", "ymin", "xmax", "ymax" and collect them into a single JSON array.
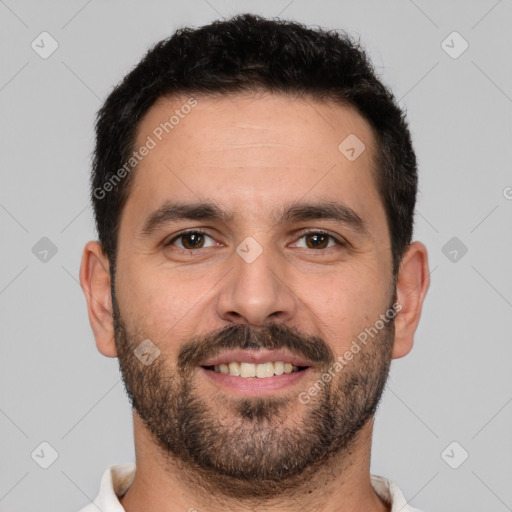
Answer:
[{"xmin": 200, "ymin": 367, "xmax": 311, "ymax": 396}]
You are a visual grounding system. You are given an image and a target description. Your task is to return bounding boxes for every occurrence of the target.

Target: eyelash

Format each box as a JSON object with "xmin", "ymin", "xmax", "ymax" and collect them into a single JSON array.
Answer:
[{"xmin": 164, "ymin": 229, "xmax": 346, "ymax": 251}]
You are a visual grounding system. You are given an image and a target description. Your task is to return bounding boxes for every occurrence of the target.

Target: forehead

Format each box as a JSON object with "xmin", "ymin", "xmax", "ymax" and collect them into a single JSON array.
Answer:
[{"xmin": 125, "ymin": 92, "xmax": 384, "ymax": 231}]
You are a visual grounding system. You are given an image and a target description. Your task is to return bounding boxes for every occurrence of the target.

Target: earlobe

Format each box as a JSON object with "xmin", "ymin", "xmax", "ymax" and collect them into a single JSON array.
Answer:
[
  {"xmin": 79, "ymin": 241, "xmax": 118, "ymax": 358},
  {"xmin": 392, "ymin": 241, "xmax": 430, "ymax": 359}
]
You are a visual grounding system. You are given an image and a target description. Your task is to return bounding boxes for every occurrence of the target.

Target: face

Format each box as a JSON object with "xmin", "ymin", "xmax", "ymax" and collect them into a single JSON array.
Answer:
[{"xmin": 109, "ymin": 92, "xmax": 398, "ymax": 496}]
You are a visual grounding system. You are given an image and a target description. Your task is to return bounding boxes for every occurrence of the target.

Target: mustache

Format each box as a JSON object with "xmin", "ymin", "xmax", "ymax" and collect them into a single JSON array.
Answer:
[{"xmin": 177, "ymin": 323, "xmax": 336, "ymax": 371}]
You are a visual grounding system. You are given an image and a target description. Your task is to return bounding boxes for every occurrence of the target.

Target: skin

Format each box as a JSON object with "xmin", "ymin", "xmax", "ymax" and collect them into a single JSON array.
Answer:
[{"xmin": 80, "ymin": 92, "xmax": 429, "ymax": 512}]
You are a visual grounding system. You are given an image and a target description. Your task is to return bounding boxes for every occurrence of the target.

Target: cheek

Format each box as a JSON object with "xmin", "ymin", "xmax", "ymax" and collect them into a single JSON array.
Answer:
[
  {"xmin": 299, "ymin": 265, "xmax": 390, "ymax": 350},
  {"xmin": 116, "ymin": 262, "xmax": 209, "ymax": 340}
]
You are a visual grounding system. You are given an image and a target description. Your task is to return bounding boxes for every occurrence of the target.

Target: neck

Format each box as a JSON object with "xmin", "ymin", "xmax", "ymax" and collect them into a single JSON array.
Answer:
[{"xmin": 119, "ymin": 414, "xmax": 389, "ymax": 512}]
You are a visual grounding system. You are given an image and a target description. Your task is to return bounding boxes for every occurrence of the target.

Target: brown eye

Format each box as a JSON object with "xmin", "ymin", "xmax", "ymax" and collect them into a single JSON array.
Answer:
[
  {"xmin": 180, "ymin": 232, "xmax": 204, "ymax": 249},
  {"xmin": 304, "ymin": 233, "xmax": 330, "ymax": 249},
  {"xmin": 293, "ymin": 231, "xmax": 342, "ymax": 250},
  {"xmin": 167, "ymin": 231, "xmax": 216, "ymax": 250}
]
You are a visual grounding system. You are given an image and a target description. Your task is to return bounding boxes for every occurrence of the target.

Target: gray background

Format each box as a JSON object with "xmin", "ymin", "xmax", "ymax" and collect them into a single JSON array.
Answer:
[{"xmin": 1, "ymin": 0, "xmax": 511, "ymax": 510}]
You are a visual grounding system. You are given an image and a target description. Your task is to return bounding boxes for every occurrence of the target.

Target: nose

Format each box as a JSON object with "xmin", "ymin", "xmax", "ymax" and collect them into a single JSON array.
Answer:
[{"xmin": 216, "ymin": 240, "xmax": 298, "ymax": 327}]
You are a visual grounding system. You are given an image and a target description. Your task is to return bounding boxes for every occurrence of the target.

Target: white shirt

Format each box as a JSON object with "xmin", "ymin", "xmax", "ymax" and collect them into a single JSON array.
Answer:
[{"xmin": 77, "ymin": 463, "xmax": 424, "ymax": 512}]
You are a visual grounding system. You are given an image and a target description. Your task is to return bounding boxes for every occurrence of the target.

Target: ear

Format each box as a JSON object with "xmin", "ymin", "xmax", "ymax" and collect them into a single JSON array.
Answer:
[
  {"xmin": 392, "ymin": 241, "xmax": 430, "ymax": 359},
  {"xmin": 79, "ymin": 241, "xmax": 117, "ymax": 358}
]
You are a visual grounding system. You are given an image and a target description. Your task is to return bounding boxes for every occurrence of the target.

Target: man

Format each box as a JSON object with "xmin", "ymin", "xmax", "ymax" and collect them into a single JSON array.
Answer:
[{"xmin": 79, "ymin": 13, "xmax": 429, "ymax": 512}]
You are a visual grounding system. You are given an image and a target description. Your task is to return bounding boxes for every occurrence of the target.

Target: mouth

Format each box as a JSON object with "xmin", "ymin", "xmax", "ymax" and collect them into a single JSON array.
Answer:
[
  {"xmin": 199, "ymin": 349, "xmax": 312, "ymax": 395},
  {"xmin": 202, "ymin": 361, "xmax": 308, "ymax": 378}
]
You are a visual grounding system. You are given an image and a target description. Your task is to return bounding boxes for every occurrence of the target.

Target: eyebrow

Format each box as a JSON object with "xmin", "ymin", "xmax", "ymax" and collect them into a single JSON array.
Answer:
[
  {"xmin": 281, "ymin": 202, "xmax": 368, "ymax": 234},
  {"xmin": 139, "ymin": 200, "xmax": 369, "ymax": 237},
  {"xmin": 140, "ymin": 202, "xmax": 233, "ymax": 237}
]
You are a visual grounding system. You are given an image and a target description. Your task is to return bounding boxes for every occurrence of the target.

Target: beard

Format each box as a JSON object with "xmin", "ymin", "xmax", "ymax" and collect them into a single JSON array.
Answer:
[{"xmin": 112, "ymin": 289, "xmax": 395, "ymax": 499}]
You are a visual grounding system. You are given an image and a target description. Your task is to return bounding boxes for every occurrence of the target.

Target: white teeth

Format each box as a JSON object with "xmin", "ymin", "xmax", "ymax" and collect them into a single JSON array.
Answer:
[
  {"xmin": 240, "ymin": 362, "xmax": 256, "ymax": 378},
  {"xmin": 228, "ymin": 362, "xmax": 241, "ymax": 376},
  {"xmin": 256, "ymin": 362, "xmax": 275, "ymax": 378},
  {"xmin": 210, "ymin": 361, "xmax": 301, "ymax": 378},
  {"xmin": 274, "ymin": 361, "xmax": 284, "ymax": 376}
]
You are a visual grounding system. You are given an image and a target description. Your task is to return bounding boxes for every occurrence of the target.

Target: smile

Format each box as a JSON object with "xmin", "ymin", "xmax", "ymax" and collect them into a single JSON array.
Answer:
[
  {"xmin": 204, "ymin": 361, "xmax": 306, "ymax": 378},
  {"xmin": 199, "ymin": 349, "xmax": 312, "ymax": 394}
]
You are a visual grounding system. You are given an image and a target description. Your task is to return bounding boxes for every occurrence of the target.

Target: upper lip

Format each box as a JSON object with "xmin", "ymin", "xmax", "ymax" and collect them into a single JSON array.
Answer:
[{"xmin": 199, "ymin": 349, "xmax": 312, "ymax": 368}]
